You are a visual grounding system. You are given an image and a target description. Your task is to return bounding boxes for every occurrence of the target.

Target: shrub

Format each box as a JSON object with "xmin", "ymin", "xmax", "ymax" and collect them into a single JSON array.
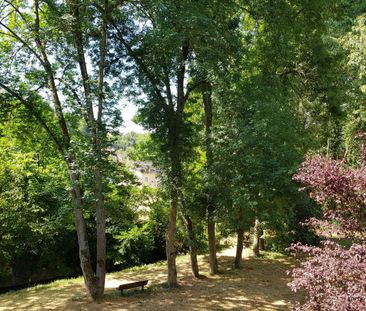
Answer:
[{"xmin": 288, "ymin": 151, "xmax": 366, "ymax": 311}]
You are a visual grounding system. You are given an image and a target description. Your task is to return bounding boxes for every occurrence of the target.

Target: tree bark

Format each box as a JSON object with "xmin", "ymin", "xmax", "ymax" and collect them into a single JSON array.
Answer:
[
  {"xmin": 234, "ymin": 228, "xmax": 245, "ymax": 269},
  {"xmin": 166, "ymin": 197, "xmax": 178, "ymax": 287},
  {"xmin": 207, "ymin": 219, "xmax": 218, "ymax": 274},
  {"xmin": 165, "ymin": 114, "xmax": 182, "ymax": 288},
  {"xmin": 259, "ymin": 236, "xmax": 265, "ymax": 251},
  {"xmin": 69, "ymin": 168, "xmax": 99, "ymax": 300},
  {"xmin": 252, "ymin": 218, "xmax": 261, "ymax": 257},
  {"xmin": 165, "ymin": 111, "xmax": 181, "ymax": 288},
  {"xmin": 182, "ymin": 214, "xmax": 200, "ymax": 278}
]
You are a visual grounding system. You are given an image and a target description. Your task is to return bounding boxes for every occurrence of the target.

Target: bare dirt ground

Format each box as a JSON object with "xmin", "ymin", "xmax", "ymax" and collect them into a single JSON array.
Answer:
[{"xmin": 0, "ymin": 248, "xmax": 301, "ymax": 311}]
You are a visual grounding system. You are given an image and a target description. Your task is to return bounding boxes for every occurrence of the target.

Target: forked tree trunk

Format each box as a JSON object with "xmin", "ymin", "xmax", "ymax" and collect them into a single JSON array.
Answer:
[
  {"xmin": 34, "ymin": 0, "xmax": 104, "ymax": 299},
  {"xmin": 3, "ymin": 0, "xmax": 109, "ymax": 302},
  {"xmin": 182, "ymin": 214, "xmax": 200, "ymax": 278},
  {"xmin": 164, "ymin": 39, "xmax": 190, "ymax": 288},
  {"xmin": 71, "ymin": 0, "xmax": 109, "ymax": 300},
  {"xmin": 166, "ymin": 198, "xmax": 178, "ymax": 287},
  {"xmin": 234, "ymin": 228, "xmax": 245, "ymax": 269},
  {"xmin": 252, "ymin": 218, "xmax": 261, "ymax": 257}
]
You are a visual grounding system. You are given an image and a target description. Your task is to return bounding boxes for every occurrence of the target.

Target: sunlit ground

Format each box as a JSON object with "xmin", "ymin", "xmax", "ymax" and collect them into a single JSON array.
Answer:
[{"xmin": 0, "ymin": 247, "xmax": 302, "ymax": 311}]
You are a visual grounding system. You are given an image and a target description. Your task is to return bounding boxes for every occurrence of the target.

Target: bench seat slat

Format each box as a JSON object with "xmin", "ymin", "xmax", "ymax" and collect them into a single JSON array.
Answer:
[{"xmin": 117, "ymin": 280, "xmax": 148, "ymax": 292}]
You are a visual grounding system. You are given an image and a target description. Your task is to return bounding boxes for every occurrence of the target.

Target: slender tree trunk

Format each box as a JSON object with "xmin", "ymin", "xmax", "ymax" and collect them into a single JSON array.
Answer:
[
  {"xmin": 207, "ymin": 218, "xmax": 218, "ymax": 274},
  {"xmin": 68, "ymin": 164, "xmax": 99, "ymax": 300},
  {"xmin": 189, "ymin": 244, "xmax": 199, "ymax": 279},
  {"xmin": 252, "ymin": 218, "xmax": 261, "ymax": 257},
  {"xmin": 165, "ymin": 39, "xmax": 190, "ymax": 288},
  {"xmin": 94, "ymin": 0, "xmax": 108, "ymax": 298},
  {"xmin": 166, "ymin": 197, "xmax": 178, "ymax": 287},
  {"xmin": 165, "ymin": 127, "xmax": 182, "ymax": 288},
  {"xmin": 234, "ymin": 228, "xmax": 245, "ymax": 269},
  {"xmin": 259, "ymin": 237, "xmax": 265, "ymax": 251},
  {"xmin": 95, "ymin": 187, "xmax": 106, "ymax": 299},
  {"xmin": 182, "ymin": 214, "xmax": 200, "ymax": 278},
  {"xmin": 203, "ymin": 82, "xmax": 218, "ymax": 275}
]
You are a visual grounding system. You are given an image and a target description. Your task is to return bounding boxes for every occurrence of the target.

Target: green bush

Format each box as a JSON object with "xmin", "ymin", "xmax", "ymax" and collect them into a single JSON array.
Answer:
[{"xmin": 112, "ymin": 189, "xmax": 168, "ymax": 268}]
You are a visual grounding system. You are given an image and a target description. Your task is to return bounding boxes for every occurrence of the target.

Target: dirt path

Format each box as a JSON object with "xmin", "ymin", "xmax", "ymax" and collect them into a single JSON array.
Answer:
[{"xmin": 0, "ymin": 248, "xmax": 301, "ymax": 311}]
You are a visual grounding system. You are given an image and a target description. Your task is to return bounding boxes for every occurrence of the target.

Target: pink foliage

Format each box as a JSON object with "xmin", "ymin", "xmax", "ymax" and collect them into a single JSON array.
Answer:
[
  {"xmin": 288, "ymin": 151, "xmax": 366, "ymax": 310},
  {"xmin": 293, "ymin": 154, "xmax": 366, "ymax": 236},
  {"xmin": 289, "ymin": 241, "xmax": 366, "ymax": 311}
]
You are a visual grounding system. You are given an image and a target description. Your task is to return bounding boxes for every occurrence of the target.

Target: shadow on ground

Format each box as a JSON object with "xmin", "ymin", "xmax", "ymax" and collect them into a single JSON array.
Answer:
[{"xmin": 0, "ymin": 249, "xmax": 301, "ymax": 311}]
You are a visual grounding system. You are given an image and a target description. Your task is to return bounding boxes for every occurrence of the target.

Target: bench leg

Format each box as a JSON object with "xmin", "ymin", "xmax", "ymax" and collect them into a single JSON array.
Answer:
[{"xmin": 141, "ymin": 285, "xmax": 144, "ymax": 291}]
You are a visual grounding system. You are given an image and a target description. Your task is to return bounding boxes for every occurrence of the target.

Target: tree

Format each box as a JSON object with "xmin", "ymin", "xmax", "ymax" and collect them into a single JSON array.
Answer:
[
  {"xmin": 210, "ymin": 0, "xmax": 343, "ymax": 265},
  {"xmin": 112, "ymin": 0, "xmax": 239, "ymax": 286},
  {"xmin": 0, "ymin": 0, "xmax": 124, "ymax": 300}
]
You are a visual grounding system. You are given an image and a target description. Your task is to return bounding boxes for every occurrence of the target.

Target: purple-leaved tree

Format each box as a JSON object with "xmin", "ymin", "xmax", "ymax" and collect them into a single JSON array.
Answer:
[{"xmin": 288, "ymin": 151, "xmax": 366, "ymax": 311}]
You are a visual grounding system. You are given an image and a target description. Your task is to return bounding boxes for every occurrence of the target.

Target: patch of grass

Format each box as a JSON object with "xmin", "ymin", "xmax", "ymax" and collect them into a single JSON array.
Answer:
[
  {"xmin": 34, "ymin": 277, "xmax": 82, "ymax": 290},
  {"xmin": 110, "ymin": 259, "xmax": 166, "ymax": 276},
  {"xmin": 0, "ymin": 277, "xmax": 82, "ymax": 298},
  {"xmin": 260, "ymin": 251, "xmax": 289, "ymax": 261},
  {"xmin": 0, "ymin": 248, "xmax": 302, "ymax": 311}
]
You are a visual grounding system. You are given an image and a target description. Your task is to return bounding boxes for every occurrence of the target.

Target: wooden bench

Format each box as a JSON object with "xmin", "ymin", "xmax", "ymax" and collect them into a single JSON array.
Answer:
[{"xmin": 117, "ymin": 280, "xmax": 149, "ymax": 295}]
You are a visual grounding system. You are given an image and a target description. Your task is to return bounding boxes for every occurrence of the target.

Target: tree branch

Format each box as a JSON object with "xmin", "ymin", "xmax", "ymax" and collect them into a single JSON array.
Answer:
[
  {"xmin": 110, "ymin": 21, "xmax": 168, "ymax": 110},
  {"xmin": 0, "ymin": 20, "xmax": 45, "ymax": 66},
  {"xmin": 33, "ymin": 0, "xmax": 71, "ymax": 147},
  {"xmin": 177, "ymin": 39, "xmax": 190, "ymax": 113},
  {"xmin": 0, "ymin": 82, "xmax": 64, "ymax": 155}
]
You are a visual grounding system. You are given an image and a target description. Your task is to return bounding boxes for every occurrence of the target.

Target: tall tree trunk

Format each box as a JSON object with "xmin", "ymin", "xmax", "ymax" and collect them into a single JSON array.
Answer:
[
  {"xmin": 182, "ymin": 214, "xmax": 200, "ymax": 278},
  {"xmin": 166, "ymin": 196, "xmax": 178, "ymax": 287},
  {"xmin": 94, "ymin": 0, "xmax": 108, "ymax": 298},
  {"xmin": 234, "ymin": 228, "xmax": 245, "ymax": 269},
  {"xmin": 95, "ymin": 184, "xmax": 106, "ymax": 299},
  {"xmin": 203, "ymin": 82, "xmax": 218, "ymax": 275},
  {"xmin": 166, "ymin": 122, "xmax": 183, "ymax": 288},
  {"xmin": 207, "ymin": 218, "xmax": 218, "ymax": 274},
  {"xmin": 165, "ymin": 39, "xmax": 190, "ymax": 288},
  {"xmin": 70, "ymin": 0, "xmax": 108, "ymax": 300},
  {"xmin": 34, "ymin": 1, "xmax": 101, "ymax": 299},
  {"xmin": 252, "ymin": 217, "xmax": 261, "ymax": 257},
  {"xmin": 67, "ymin": 162, "xmax": 99, "ymax": 300}
]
